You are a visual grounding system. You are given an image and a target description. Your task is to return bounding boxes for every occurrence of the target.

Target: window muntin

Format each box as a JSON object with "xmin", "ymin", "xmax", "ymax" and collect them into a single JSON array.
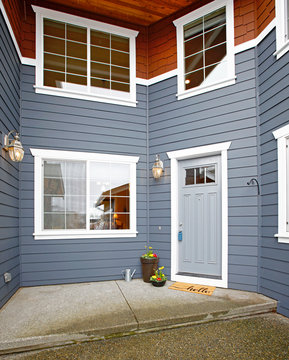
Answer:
[
  {"xmin": 31, "ymin": 149, "xmax": 138, "ymax": 239},
  {"xmin": 33, "ymin": 6, "xmax": 138, "ymax": 106},
  {"xmin": 184, "ymin": 7, "xmax": 226, "ymax": 91},
  {"xmin": 173, "ymin": 0, "xmax": 235, "ymax": 100}
]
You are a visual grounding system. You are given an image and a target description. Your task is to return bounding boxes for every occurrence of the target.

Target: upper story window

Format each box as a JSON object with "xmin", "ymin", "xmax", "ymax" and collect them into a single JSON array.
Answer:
[
  {"xmin": 273, "ymin": 124, "xmax": 289, "ymax": 244},
  {"xmin": 173, "ymin": 0, "xmax": 235, "ymax": 100},
  {"xmin": 275, "ymin": 0, "xmax": 289, "ymax": 59},
  {"xmin": 31, "ymin": 148, "xmax": 139, "ymax": 240},
  {"xmin": 33, "ymin": 6, "xmax": 138, "ymax": 107}
]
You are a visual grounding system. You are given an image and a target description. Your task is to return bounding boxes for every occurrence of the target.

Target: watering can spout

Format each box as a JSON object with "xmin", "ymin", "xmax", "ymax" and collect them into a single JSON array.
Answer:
[{"xmin": 131, "ymin": 269, "xmax": 136, "ymax": 278}]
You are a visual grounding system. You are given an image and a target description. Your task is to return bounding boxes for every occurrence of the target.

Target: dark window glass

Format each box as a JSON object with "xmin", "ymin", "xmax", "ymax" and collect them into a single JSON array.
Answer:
[
  {"xmin": 91, "ymin": 77, "xmax": 110, "ymax": 89},
  {"xmin": 185, "ymin": 69, "xmax": 204, "ymax": 90},
  {"xmin": 44, "ymin": 70, "xmax": 65, "ymax": 88},
  {"xmin": 111, "ymin": 50, "xmax": 129, "ymax": 67},
  {"xmin": 204, "ymin": 7, "xmax": 226, "ymax": 32},
  {"xmin": 184, "ymin": 34, "xmax": 203, "ymax": 57},
  {"xmin": 44, "ymin": 19, "xmax": 65, "ymax": 38},
  {"xmin": 91, "ymin": 30, "xmax": 110, "ymax": 47},
  {"xmin": 91, "ymin": 46, "xmax": 110, "ymax": 63},
  {"xmin": 67, "ymin": 58, "xmax": 87, "ymax": 76},
  {"xmin": 44, "ymin": 36, "xmax": 65, "ymax": 55},
  {"xmin": 67, "ymin": 74, "xmax": 87, "ymax": 85},
  {"xmin": 67, "ymin": 24, "xmax": 87, "ymax": 43},
  {"xmin": 205, "ymin": 24, "xmax": 226, "ymax": 49},
  {"xmin": 185, "ymin": 52, "xmax": 203, "ymax": 74},
  {"xmin": 205, "ymin": 43, "xmax": 226, "ymax": 67},
  {"xmin": 185, "ymin": 168, "xmax": 195, "ymax": 185},
  {"xmin": 67, "ymin": 41, "xmax": 87, "ymax": 59},
  {"xmin": 111, "ymin": 35, "xmax": 129, "ymax": 52},
  {"xmin": 111, "ymin": 66, "xmax": 129, "ymax": 83},
  {"xmin": 111, "ymin": 82, "xmax": 130, "ymax": 92},
  {"xmin": 44, "ymin": 53, "xmax": 65, "ymax": 72},
  {"xmin": 91, "ymin": 62, "xmax": 110, "ymax": 79}
]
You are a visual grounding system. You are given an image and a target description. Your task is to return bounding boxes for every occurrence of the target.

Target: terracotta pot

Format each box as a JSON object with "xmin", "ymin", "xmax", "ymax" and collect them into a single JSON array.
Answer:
[
  {"xmin": 140, "ymin": 257, "xmax": 159, "ymax": 283},
  {"xmin": 152, "ymin": 280, "xmax": 166, "ymax": 287}
]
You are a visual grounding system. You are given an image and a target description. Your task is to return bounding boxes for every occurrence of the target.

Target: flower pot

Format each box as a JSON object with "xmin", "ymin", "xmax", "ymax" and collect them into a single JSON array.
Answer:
[
  {"xmin": 152, "ymin": 280, "xmax": 166, "ymax": 287},
  {"xmin": 140, "ymin": 257, "xmax": 159, "ymax": 283}
]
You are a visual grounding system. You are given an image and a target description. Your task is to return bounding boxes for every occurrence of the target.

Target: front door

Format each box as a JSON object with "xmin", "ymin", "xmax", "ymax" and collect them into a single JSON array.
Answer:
[{"xmin": 178, "ymin": 155, "xmax": 222, "ymax": 279}]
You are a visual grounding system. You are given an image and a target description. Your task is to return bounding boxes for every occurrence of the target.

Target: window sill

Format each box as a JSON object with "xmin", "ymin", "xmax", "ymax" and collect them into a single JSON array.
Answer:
[
  {"xmin": 274, "ymin": 233, "xmax": 289, "ymax": 244},
  {"xmin": 177, "ymin": 76, "xmax": 236, "ymax": 101},
  {"xmin": 274, "ymin": 41, "xmax": 289, "ymax": 60},
  {"xmin": 34, "ymin": 231, "xmax": 138, "ymax": 240},
  {"xmin": 34, "ymin": 85, "xmax": 137, "ymax": 107}
]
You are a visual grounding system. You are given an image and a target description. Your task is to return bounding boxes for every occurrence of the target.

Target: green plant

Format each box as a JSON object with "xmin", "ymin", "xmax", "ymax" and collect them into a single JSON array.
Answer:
[
  {"xmin": 150, "ymin": 266, "xmax": 167, "ymax": 282},
  {"xmin": 141, "ymin": 246, "xmax": 158, "ymax": 259}
]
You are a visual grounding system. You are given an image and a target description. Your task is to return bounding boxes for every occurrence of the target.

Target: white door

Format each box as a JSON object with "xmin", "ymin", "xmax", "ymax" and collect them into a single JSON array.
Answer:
[{"xmin": 178, "ymin": 155, "xmax": 222, "ymax": 279}]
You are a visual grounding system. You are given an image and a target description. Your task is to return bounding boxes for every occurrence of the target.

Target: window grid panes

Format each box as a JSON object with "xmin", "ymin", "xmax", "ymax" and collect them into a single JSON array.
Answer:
[
  {"xmin": 43, "ymin": 159, "xmax": 131, "ymax": 231},
  {"xmin": 185, "ymin": 165, "xmax": 216, "ymax": 185},
  {"xmin": 183, "ymin": 7, "xmax": 226, "ymax": 90},
  {"xmin": 90, "ymin": 30, "xmax": 130, "ymax": 92},
  {"xmin": 43, "ymin": 18, "xmax": 130, "ymax": 93}
]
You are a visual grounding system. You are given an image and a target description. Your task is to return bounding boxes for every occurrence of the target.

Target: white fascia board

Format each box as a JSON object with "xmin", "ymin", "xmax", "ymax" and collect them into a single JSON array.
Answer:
[
  {"xmin": 30, "ymin": 148, "xmax": 140, "ymax": 163},
  {"xmin": 32, "ymin": 5, "xmax": 138, "ymax": 38},
  {"xmin": 167, "ymin": 141, "xmax": 232, "ymax": 160}
]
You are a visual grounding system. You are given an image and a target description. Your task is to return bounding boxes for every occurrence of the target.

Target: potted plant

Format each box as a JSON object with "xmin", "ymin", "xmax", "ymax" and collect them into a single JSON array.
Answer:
[
  {"xmin": 150, "ymin": 266, "xmax": 167, "ymax": 287},
  {"xmin": 140, "ymin": 246, "xmax": 159, "ymax": 283}
]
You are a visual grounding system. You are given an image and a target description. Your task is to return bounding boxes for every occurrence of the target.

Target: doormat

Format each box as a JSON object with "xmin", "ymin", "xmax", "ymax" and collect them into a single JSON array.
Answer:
[{"xmin": 169, "ymin": 282, "xmax": 215, "ymax": 296}]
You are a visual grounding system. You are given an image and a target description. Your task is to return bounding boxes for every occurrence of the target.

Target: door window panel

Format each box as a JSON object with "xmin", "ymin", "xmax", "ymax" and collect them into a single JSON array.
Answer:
[{"xmin": 185, "ymin": 165, "xmax": 216, "ymax": 185}]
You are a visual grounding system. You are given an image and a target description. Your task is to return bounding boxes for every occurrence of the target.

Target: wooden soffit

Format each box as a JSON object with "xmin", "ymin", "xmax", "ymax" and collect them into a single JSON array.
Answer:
[{"xmin": 45, "ymin": 0, "xmax": 199, "ymax": 26}]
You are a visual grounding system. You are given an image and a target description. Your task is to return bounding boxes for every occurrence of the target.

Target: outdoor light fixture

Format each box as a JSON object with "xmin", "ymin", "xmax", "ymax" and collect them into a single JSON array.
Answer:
[
  {"xmin": 152, "ymin": 154, "xmax": 163, "ymax": 179},
  {"xmin": 2, "ymin": 130, "xmax": 24, "ymax": 162}
]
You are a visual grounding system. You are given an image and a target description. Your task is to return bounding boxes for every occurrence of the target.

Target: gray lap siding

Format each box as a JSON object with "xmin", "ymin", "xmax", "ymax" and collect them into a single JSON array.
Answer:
[
  {"xmin": 0, "ymin": 12, "xmax": 21, "ymax": 308},
  {"xmin": 20, "ymin": 65, "xmax": 148, "ymax": 285},
  {"xmin": 257, "ymin": 28, "xmax": 289, "ymax": 317}
]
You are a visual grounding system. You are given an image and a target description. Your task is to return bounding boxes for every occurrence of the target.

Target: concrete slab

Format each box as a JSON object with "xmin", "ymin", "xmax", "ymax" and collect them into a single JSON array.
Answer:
[
  {"xmin": 0, "ymin": 281, "xmax": 137, "ymax": 353},
  {"xmin": 0, "ymin": 279, "xmax": 277, "ymax": 356},
  {"xmin": 117, "ymin": 280, "xmax": 277, "ymax": 329}
]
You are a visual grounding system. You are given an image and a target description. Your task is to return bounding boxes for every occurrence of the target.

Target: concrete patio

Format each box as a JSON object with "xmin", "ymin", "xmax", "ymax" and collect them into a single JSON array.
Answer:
[{"xmin": 0, "ymin": 279, "xmax": 277, "ymax": 356}]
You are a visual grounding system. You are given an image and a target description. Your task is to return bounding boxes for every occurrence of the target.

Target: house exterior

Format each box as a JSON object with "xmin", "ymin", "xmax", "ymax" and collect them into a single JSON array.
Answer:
[{"xmin": 0, "ymin": 0, "xmax": 288, "ymax": 318}]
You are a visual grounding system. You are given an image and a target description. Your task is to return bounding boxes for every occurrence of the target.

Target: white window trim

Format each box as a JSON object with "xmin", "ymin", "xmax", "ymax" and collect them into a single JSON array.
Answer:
[
  {"xmin": 30, "ymin": 148, "xmax": 139, "ymax": 240},
  {"xmin": 32, "ymin": 6, "xmax": 138, "ymax": 107},
  {"xmin": 274, "ymin": 0, "xmax": 289, "ymax": 59},
  {"xmin": 173, "ymin": 0, "xmax": 235, "ymax": 101},
  {"xmin": 273, "ymin": 124, "xmax": 289, "ymax": 244},
  {"xmin": 167, "ymin": 141, "xmax": 231, "ymax": 288}
]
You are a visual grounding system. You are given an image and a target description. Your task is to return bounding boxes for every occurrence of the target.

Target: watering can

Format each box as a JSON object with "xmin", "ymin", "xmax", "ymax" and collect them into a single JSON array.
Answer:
[{"xmin": 122, "ymin": 268, "xmax": 136, "ymax": 282}]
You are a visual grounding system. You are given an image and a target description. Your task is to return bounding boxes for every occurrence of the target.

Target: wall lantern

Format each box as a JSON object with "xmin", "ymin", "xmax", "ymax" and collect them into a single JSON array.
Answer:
[
  {"xmin": 152, "ymin": 154, "xmax": 163, "ymax": 179},
  {"xmin": 2, "ymin": 130, "xmax": 24, "ymax": 162}
]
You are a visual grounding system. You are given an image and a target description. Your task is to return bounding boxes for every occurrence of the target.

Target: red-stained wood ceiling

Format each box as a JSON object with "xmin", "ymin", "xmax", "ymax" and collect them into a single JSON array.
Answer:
[{"xmin": 46, "ymin": 0, "xmax": 198, "ymax": 26}]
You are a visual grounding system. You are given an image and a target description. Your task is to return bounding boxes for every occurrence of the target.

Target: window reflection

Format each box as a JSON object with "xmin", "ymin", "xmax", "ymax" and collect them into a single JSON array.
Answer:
[{"xmin": 89, "ymin": 162, "xmax": 130, "ymax": 230}]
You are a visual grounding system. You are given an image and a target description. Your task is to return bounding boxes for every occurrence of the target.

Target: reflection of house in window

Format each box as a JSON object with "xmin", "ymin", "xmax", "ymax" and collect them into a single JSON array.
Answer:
[{"xmin": 92, "ymin": 183, "xmax": 130, "ymax": 230}]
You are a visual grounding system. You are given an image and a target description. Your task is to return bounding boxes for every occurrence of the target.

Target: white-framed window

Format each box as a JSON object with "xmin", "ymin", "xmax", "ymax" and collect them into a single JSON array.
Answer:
[
  {"xmin": 275, "ymin": 0, "xmax": 289, "ymax": 59},
  {"xmin": 31, "ymin": 149, "xmax": 139, "ymax": 240},
  {"xmin": 173, "ymin": 0, "xmax": 235, "ymax": 100},
  {"xmin": 33, "ymin": 6, "xmax": 138, "ymax": 107},
  {"xmin": 273, "ymin": 123, "xmax": 289, "ymax": 244}
]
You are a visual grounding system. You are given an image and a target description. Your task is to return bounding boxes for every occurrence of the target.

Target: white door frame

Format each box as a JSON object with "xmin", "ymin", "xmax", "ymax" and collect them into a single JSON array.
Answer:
[{"xmin": 167, "ymin": 141, "xmax": 231, "ymax": 288}]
